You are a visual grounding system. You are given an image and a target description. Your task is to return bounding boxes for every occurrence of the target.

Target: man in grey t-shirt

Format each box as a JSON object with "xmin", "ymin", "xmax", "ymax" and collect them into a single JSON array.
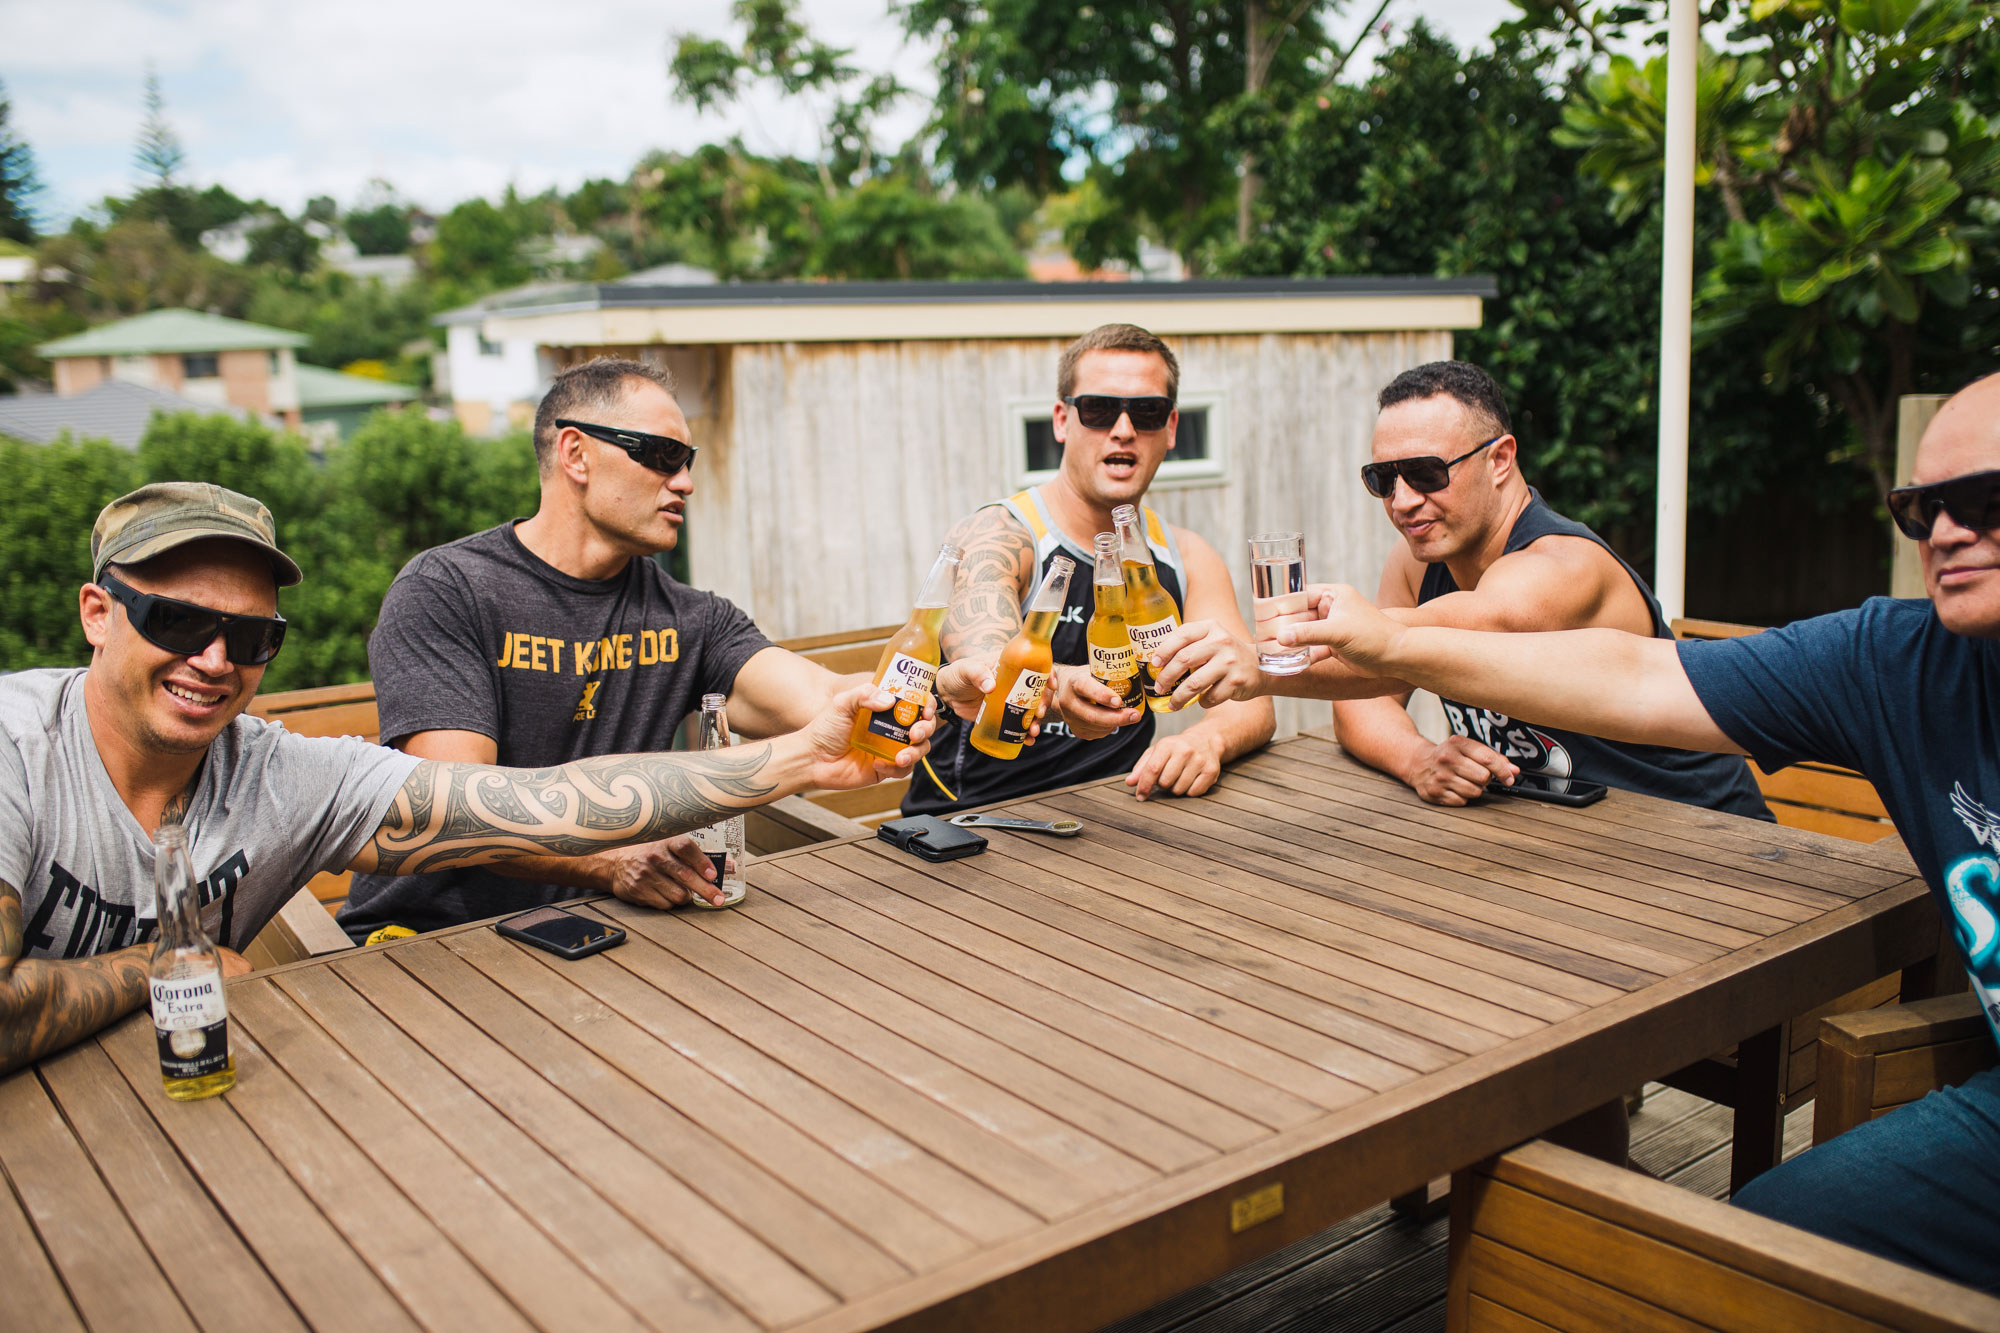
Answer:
[{"xmin": 0, "ymin": 483, "xmax": 933, "ymax": 1076}]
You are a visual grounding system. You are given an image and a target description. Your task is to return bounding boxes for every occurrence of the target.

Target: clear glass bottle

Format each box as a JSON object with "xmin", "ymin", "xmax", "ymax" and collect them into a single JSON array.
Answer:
[
  {"xmin": 691, "ymin": 694, "xmax": 748, "ymax": 908},
  {"xmin": 149, "ymin": 824, "xmax": 234, "ymax": 1100},
  {"xmin": 851, "ymin": 543, "xmax": 962, "ymax": 762}
]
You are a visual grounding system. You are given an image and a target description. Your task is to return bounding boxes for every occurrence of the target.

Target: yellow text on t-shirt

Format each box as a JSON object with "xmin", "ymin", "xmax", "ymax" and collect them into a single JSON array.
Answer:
[{"xmin": 496, "ymin": 629, "xmax": 679, "ymax": 673}]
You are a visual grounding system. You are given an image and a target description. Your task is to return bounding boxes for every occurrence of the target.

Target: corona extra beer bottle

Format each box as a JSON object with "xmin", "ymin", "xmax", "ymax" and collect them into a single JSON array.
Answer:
[
  {"xmin": 1112, "ymin": 503, "xmax": 1182, "ymax": 713},
  {"xmin": 149, "ymin": 824, "xmax": 235, "ymax": 1101},
  {"xmin": 690, "ymin": 694, "xmax": 748, "ymax": 908},
  {"xmin": 1086, "ymin": 533, "xmax": 1143, "ymax": 709},
  {"xmin": 851, "ymin": 543, "xmax": 962, "ymax": 763},
  {"xmin": 970, "ymin": 555, "xmax": 1075, "ymax": 760}
]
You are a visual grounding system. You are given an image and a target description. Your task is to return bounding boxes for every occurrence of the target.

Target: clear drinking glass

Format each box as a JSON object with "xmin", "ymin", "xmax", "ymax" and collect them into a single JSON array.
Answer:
[{"xmin": 1249, "ymin": 532, "xmax": 1311, "ymax": 675}]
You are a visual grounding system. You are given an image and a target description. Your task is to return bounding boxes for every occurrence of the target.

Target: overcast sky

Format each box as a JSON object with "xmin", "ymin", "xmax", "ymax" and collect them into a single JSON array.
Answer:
[{"xmin": 4, "ymin": 0, "xmax": 1518, "ymax": 225}]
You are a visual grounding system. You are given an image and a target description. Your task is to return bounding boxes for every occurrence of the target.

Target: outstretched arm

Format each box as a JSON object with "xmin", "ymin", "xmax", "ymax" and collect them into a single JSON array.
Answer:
[
  {"xmin": 933, "ymin": 507, "xmax": 1037, "ymax": 723},
  {"xmin": 1290, "ymin": 587, "xmax": 1741, "ymax": 755},
  {"xmin": 351, "ymin": 683, "xmax": 928, "ymax": 876}
]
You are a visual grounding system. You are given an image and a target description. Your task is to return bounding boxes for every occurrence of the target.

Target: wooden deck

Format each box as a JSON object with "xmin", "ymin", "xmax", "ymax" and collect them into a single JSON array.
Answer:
[{"xmin": 1106, "ymin": 1084, "xmax": 1813, "ymax": 1333}]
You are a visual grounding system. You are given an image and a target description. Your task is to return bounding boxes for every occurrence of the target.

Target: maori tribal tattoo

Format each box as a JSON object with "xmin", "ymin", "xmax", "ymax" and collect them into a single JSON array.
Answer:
[
  {"xmin": 0, "ymin": 876, "xmax": 153, "ymax": 1075},
  {"xmin": 368, "ymin": 745, "xmax": 783, "ymax": 875},
  {"xmin": 940, "ymin": 507, "xmax": 1037, "ymax": 662}
]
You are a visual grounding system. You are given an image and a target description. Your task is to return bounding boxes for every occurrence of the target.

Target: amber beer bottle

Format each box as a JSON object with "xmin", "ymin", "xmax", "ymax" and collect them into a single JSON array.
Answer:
[
  {"xmin": 1087, "ymin": 533, "xmax": 1143, "ymax": 709},
  {"xmin": 149, "ymin": 824, "xmax": 235, "ymax": 1101},
  {"xmin": 851, "ymin": 543, "xmax": 962, "ymax": 763},
  {"xmin": 970, "ymin": 555, "xmax": 1076, "ymax": 760},
  {"xmin": 1112, "ymin": 503, "xmax": 1182, "ymax": 713}
]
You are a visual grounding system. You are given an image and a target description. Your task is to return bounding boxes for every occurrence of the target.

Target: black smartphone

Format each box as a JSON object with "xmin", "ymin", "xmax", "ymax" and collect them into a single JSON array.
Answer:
[
  {"xmin": 877, "ymin": 814, "xmax": 988, "ymax": 862},
  {"xmin": 1485, "ymin": 772, "xmax": 1608, "ymax": 807},
  {"xmin": 496, "ymin": 906, "xmax": 626, "ymax": 959}
]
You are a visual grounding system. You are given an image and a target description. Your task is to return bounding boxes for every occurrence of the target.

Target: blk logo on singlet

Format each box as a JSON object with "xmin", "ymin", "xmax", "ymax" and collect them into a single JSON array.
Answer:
[{"xmin": 1441, "ymin": 702, "xmax": 1574, "ymax": 776}]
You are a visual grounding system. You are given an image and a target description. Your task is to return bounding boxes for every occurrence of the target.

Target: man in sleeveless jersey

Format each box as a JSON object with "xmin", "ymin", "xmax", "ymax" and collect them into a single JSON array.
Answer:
[
  {"xmin": 908, "ymin": 323, "xmax": 1274, "ymax": 815},
  {"xmin": 1149, "ymin": 359, "xmax": 1768, "ymax": 820}
]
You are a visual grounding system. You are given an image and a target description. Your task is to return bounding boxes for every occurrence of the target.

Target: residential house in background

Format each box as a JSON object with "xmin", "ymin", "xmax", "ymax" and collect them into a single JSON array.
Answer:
[
  {"xmin": 0, "ymin": 381, "xmax": 256, "ymax": 450},
  {"xmin": 435, "ymin": 262, "xmax": 716, "ymax": 435},
  {"xmin": 295, "ymin": 363, "xmax": 418, "ymax": 442},
  {"xmin": 38, "ymin": 309, "xmax": 306, "ymax": 428}
]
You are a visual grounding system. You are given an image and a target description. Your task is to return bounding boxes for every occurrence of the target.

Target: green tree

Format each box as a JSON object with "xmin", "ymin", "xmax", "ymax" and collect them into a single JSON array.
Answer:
[
  {"xmin": 0, "ymin": 436, "xmax": 141, "ymax": 669},
  {"xmin": 1224, "ymin": 23, "xmax": 1837, "ymax": 548},
  {"xmin": 246, "ymin": 269, "xmax": 434, "ymax": 381},
  {"xmin": 429, "ymin": 197, "xmax": 527, "ymax": 289},
  {"xmin": 0, "ymin": 77, "xmax": 43, "ymax": 243},
  {"xmin": 133, "ymin": 66, "xmax": 185, "ymax": 190},
  {"xmin": 810, "ymin": 177, "xmax": 1025, "ymax": 279},
  {"xmin": 36, "ymin": 218, "xmax": 253, "ymax": 320},
  {"xmin": 345, "ymin": 201, "xmax": 411, "ymax": 255},
  {"xmin": 1545, "ymin": 0, "xmax": 2000, "ymax": 494},
  {"xmin": 245, "ymin": 214, "xmax": 320, "ymax": 274},
  {"xmin": 899, "ymin": 0, "xmax": 1339, "ymax": 271},
  {"xmin": 111, "ymin": 182, "xmax": 258, "ymax": 248}
]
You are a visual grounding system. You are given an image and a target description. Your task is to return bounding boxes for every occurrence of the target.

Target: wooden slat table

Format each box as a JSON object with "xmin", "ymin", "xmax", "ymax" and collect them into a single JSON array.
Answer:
[{"xmin": 2, "ymin": 736, "xmax": 1941, "ymax": 1333}]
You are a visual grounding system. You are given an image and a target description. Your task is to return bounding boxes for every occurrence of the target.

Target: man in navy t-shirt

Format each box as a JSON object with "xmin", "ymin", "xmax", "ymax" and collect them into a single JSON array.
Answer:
[{"xmin": 1281, "ymin": 371, "xmax": 2000, "ymax": 1296}]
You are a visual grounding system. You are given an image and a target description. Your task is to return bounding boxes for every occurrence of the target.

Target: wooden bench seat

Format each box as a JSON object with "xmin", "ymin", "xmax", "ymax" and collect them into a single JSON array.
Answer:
[{"xmin": 1446, "ymin": 1139, "xmax": 2000, "ymax": 1331}]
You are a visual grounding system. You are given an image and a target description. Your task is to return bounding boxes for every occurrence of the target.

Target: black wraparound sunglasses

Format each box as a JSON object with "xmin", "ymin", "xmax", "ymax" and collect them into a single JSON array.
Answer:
[
  {"xmin": 555, "ymin": 418, "xmax": 698, "ymax": 476},
  {"xmin": 99, "ymin": 572, "xmax": 288, "ymax": 665},
  {"xmin": 1062, "ymin": 395, "xmax": 1176, "ymax": 432},
  {"xmin": 1360, "ymin": 437, "xmax": 1502, "ymax": 499},
  {"xmin": 1887, "ymin": 469, "xmax": 2000, "ymax": 541}
]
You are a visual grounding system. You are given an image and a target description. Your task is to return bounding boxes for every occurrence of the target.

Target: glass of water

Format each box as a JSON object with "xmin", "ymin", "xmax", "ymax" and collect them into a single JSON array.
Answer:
[{"xmin": 1249, "ymin": 532, "xmax": 1311, "ymax": 675}]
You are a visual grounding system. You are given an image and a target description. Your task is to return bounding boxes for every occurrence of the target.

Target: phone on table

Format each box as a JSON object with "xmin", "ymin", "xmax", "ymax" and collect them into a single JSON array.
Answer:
[
  {"xmin": 496, "ymin": 906, "xmax": 626, "ymax": 959},
  {"xmin": 1485, "ymin": 772, "xmax": 1608, "ymax": 807}
]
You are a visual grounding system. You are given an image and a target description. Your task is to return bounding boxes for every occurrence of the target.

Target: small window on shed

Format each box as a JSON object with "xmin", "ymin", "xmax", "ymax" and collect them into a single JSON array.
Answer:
[
  {"xmin": 1013, "ymin": 392, "xmax": 1226, "ymax": 489},
  {"xmin": 478, "ymin": 333, "xmax": 504, "ymax": 358},
  {"xmin": 182, "ymin": 353, "xmax": 220, "ymax": 379}
]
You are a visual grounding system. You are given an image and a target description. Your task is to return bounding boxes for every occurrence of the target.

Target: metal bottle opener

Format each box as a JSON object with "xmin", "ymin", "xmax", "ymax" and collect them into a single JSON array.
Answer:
[{"xmin": 947, "ymin": 813, "xmax": 1084, "ymax": 837}]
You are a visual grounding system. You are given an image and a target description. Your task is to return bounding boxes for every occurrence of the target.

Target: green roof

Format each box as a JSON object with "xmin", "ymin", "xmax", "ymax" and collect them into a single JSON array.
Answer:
[
  {"xmin": 0, "ymin": 238, "xmax": 31, "ymax": 259},
  {"xmin": 294, "ymin": 363, "xmax": 420, "ymax": 409},
  {"xmin": 38, "ymin": 308, "xmax": 310, "ymax": 358}
]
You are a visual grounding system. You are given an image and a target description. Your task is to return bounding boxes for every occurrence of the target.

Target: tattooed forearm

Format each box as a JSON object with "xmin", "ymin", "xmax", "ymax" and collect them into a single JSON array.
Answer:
[
  {"xmin": 940, "ymin": 508, "xmax": 1036, "ymax": 661},
  {"xmin": 0, "ymin": 879, "xmax": 153, "ymax": 1075},
  {"xmin": 367, "ymin": 744, "xmax": 785, "ymax": 875}
]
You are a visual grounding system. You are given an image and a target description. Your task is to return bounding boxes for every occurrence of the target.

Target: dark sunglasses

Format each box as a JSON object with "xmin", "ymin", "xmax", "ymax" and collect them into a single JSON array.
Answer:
[
  {"xmin": 555, "ymin": 418, "xmax": 698, "ymax": 476},
  {"xmin": 1360, "ymin": 437, "xmax": 1501, "ymax": 499},
  {"xmin": 98, "ymin": 572, "xmax": 287, "ymax": 666},
  {"xmin": 1887, "ymin": 469, "xmax": 2000, "ymax": 541},
  {"xmin": 1062, "ymin": 395, "xmax": 1176, "ymax": 432}
]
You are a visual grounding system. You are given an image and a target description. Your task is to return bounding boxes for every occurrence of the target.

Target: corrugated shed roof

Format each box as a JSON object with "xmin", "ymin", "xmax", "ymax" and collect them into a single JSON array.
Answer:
[
  {"xmin": 38, "ymin": 308, "xmax": 309, "ymax": 358},
  {"xmin": 0, "ymin": 381, "xmax": 255, "ymax": 450},
  {"xmin": 295, "ymin": 364, "xmax": 419, "ymax": 409}
]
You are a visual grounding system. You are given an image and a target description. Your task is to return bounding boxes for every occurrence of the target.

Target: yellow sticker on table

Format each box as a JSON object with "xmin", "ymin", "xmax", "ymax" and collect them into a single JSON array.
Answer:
[{"xmin": 1229, "ymin": 1181, "xmax": 1284, "ymax": 1233}]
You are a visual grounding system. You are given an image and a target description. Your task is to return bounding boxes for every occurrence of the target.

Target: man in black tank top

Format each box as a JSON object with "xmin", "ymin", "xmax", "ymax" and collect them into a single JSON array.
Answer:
[
  {"xmin": 908, "ymin": 323, "xmax": 1273, "ymax": 815},
  {"xmin": 1150, "ymin": 359, "xmax": 1766, "ymax": 821}
]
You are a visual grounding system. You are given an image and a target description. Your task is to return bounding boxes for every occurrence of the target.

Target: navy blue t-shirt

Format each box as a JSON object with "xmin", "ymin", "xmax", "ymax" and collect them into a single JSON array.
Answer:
[{"xmin": 1679, "ymin": 597, "xmax": 2000, "ymax": 1044}]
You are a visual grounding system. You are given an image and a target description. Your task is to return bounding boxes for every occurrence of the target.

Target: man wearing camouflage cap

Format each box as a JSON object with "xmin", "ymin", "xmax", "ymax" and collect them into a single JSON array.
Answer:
[{"xmin": 0, "ymin": 482, "xmax": 933, "ymax": 1075}]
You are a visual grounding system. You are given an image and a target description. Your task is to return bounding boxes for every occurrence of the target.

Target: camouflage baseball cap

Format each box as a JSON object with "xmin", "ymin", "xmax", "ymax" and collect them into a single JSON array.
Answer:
[{"xmin": 91, "ymin": 482, "xmax": 304, "ymax": 587}]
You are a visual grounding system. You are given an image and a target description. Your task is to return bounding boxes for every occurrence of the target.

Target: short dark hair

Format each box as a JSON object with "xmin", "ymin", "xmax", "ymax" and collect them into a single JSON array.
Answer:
[
  {"xmin": 1378, "ymin": 361, "xmax": 1511, "ymax": 440},
  {"xmin": 1057, "ymin": 323, "xmax": 1180, "ymax": 402},
  {"xmin": 533, "ymin": 357, "xmax": 678, "ymax": 471}
]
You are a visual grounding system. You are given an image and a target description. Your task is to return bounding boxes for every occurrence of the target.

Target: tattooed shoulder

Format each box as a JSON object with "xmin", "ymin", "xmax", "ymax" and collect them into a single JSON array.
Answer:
[{"xmin": 942, "ymin": 506, "xmax": 1036, "ymax": 659}]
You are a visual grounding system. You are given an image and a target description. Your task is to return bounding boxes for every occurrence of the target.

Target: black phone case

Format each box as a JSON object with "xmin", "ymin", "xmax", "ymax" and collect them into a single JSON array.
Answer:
[
  {"xmin": 496, "ymin": 910, "xmax": 628, "ymax": 959},
  {"xmin": 877, "ymin": 814, "xmax": 988, "ymax": 862},
  {"xmin": 1484, "ymin": 777, "xmax": 1608, "ymax": 807}
]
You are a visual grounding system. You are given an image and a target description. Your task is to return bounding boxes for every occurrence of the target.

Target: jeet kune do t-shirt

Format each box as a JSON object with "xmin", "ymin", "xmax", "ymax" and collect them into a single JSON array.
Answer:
[
  {"xmin": 340, "ymin": 520, "xmax": 774, "ymax": 939},
  {"xmin": 0, "ymin": 669, "xmax": 420, "ymax": 958}
]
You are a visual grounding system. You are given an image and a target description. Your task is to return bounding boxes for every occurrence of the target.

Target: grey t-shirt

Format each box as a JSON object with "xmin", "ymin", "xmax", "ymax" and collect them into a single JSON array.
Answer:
[
  {"xmin": 340, "ymin": 521, "xmax": 773, "ymax": 938},
  {"xmin": 0, "ymin": 669, "xmax": 421, "ymax": 958}
]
